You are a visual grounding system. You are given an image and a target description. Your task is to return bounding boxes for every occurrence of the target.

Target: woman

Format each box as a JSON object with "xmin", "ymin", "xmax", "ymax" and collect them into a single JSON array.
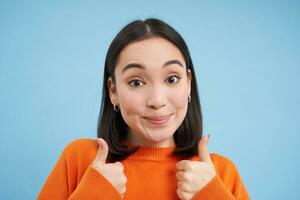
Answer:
[{"xmin": 38, "ymin": 18, "xmax": 250, "ymax": 200}]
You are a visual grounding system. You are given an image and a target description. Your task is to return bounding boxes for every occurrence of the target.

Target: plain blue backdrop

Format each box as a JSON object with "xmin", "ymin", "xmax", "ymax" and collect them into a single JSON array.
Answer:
[{"xmin": 1, "ymin": 0, "xmax": 299, "ymax": 199}]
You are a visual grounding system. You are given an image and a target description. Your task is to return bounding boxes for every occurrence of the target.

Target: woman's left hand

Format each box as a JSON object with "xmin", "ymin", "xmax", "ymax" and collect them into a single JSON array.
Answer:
[{"xmin": 176, "ymin": 135, "xmax": 216, "ymax": 200}]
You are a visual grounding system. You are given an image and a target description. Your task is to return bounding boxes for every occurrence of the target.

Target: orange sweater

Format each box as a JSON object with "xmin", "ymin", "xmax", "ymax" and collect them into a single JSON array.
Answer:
[{"xmin": 38, "ymin": 139, "xmax": 250, "ymax": 200}]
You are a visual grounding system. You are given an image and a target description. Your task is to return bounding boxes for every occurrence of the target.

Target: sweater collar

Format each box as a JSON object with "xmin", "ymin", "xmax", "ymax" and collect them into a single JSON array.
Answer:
[{"xmin": 128, "ymin": 145, "xmax": 177, "ymax": 161}]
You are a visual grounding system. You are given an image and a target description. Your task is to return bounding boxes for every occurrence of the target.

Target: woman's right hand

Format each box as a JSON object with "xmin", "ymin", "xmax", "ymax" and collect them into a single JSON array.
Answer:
[{"xmin": 92, "ymin": 138, "xmax": 127, "ymax": 197}]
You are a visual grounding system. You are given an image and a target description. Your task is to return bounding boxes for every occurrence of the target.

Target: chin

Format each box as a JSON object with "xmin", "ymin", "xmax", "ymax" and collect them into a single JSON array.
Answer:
[{"xmin": 145, "ymin": 130, "xmax": 175, "ymax": 143}]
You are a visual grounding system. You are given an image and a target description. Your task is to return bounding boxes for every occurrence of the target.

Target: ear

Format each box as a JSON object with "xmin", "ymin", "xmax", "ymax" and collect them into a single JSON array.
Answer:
[
  {"xmin": 107, "ymin": 77, "xmax": 118, "ymax": 104},
  {"xmin": 187, "ymin": 69, "xmax": 192, "ymax": 95}
]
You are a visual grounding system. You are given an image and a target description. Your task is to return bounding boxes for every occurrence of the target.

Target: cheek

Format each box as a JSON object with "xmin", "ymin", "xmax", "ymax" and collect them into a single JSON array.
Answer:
[
  {"xmin": 118, "ymin": 89, "xmax": 143, "ymax": 116},
  {"xmin": 171, "ymin": 89, "xmax": 189, "ymax": 128},
  {"xmin": 170, "ymin": 86, "xmax": 189, "ymax": 109}
]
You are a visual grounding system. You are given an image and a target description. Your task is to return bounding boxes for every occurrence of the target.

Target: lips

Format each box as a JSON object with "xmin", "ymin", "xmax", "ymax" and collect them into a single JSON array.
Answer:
[{"xmin": 143, "ymin": 114, "xmax": 172, "ymax": 125}]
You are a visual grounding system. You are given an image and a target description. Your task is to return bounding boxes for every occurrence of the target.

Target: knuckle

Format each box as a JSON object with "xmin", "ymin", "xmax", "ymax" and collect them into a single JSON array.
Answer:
[
  {"xmin": 176, "ymin": 188, "xmax": 182, "ymax": 199},
  {"xmin": 178, "ymin": 181, "xmax": 189, "ymax": 192},
  {"xmin": 115, "ymin": 162, "xmax": 124, "ymax": 171},
  {"xmin": 181, "ymin": 182, "xmax": 190, "ymax": 192},
  {"xmin": 182, "ymin": 172, "xmax": 190, "ymax": 181},
  {"xmin": 185, "ymin": 163, "xmax": 192, "ymax": 171}
]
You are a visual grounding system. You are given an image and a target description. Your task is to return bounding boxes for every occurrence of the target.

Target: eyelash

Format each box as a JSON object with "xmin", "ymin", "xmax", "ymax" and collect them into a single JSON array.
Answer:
[{"xmin": 128, "ymin": 75, "xmax": 182, "ymax": 87}]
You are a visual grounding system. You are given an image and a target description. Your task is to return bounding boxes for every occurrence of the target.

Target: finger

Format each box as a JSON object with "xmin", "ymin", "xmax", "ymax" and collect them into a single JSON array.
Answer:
[
  {"xmin": 114, "ymin": 161, "xmax": 124, "ymax": 172},
  {"xmin": 176, "ymin": 188, "xmax": 192, "ymax": 200},
  {"xmin": 95, "ymin": 138, "xmax": 109, "ymax": 164},
  {"xmin": 176, "ymin": 171, "xmax": 185, "ymax": 181},
  {"xmin": 198, "ymin": 134, "xmax": 212, "ymax": 164},
  {"xmin": 177, "ymin": 181, "xmax": 189, "ymax": 192},
  {"xmin": 176, "ymin": 188, "xmax": 184, "ymax": 200},
  {"xmin": 176, "ymin": 160, "xmax": 189, "ymax": 171}
]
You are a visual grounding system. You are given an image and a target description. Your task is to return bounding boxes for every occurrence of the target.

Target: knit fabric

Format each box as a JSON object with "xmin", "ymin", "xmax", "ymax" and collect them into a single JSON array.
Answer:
[{"xmin": 38, "ymin": 139, "xmax": 250, "ymax": 200}]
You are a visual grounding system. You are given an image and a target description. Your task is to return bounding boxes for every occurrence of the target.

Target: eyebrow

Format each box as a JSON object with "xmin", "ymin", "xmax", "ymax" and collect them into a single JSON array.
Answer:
[{"xmin": 121, "ymin": 59, "xmax": 184, "ymax": 74}]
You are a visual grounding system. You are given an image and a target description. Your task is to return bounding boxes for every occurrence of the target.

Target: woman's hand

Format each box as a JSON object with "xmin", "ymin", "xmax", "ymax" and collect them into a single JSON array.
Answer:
[
  {"xmin": 92, "ymin": 138, "xmax": 127, "ymax": 198},
  {"xmin": 176, "ymin": 135, "xmax": 216, "ymax": 200}
]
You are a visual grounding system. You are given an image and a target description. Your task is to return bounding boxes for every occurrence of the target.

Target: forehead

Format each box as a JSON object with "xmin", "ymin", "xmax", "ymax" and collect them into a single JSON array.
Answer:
[{"xmin": 116, "ymin": 37, "xmax": 185, "ymax": 69}]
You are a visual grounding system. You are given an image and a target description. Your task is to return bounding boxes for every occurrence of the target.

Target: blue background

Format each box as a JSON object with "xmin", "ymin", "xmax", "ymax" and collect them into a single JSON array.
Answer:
[{"xmin": 1, "ymin": 1, "xmax": 299, "ymax": 199}]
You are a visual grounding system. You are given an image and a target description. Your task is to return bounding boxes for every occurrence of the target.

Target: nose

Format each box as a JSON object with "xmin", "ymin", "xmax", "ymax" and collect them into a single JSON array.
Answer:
[{"xmin": 146, "ymin": 86, "xmax": 166, "ymax": 110}]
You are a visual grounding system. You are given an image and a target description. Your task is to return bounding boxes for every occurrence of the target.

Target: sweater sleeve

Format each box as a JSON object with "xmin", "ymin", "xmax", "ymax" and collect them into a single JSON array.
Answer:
[
  {"xmin": 37, "ymin": 140, "xmax": 122, "ymax": 200},
  {"xmin": 68, "ymin": 166, "xmax": 122, "ymax": 200},
  {"xmin": 191, "ymin": 154, "xmax": 250, "ymax": 200}
]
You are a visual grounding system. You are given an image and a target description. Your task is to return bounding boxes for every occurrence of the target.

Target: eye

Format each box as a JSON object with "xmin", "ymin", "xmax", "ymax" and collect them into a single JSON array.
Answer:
[
  {"xmin": 128, "ymin": 79, "xmax": 145, "ymax": 87},
  {"xmin": 166, "ymin": 75, "xmax": 181, "ymax": 84}
]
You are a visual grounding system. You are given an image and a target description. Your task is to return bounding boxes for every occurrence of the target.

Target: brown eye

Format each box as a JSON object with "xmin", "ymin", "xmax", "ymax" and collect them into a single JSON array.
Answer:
[
  {"xmin": 166, "ymin": 75, "xmax": 181, "ymax": 84},
  {"xmin": 128, "ymin": 79, "xmax": 145, "ymax": 87}
]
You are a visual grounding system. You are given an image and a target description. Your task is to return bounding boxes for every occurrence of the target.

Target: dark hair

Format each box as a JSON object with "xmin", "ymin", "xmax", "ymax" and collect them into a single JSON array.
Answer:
[{"xmin": 97, "ymin": 18, "xmax": 203, "ymax": 162}]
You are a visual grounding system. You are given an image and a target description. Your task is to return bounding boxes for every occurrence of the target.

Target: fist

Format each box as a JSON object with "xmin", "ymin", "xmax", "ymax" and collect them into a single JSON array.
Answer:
[
  {"xmin": 175, "ymin": 135, "xmax": 216, "ymax": 200},
  {"xmin": 92, "ymin": 138, "xmax": 127, "ymax": 197}
]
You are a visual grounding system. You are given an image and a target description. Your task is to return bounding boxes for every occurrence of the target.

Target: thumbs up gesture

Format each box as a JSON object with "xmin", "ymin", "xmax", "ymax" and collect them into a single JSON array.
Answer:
[
  {"xmin": 175, "ymin": 135, "xmax": 216, "ymax": 200},
  {"xmin": 92, "ymin": 138, "xmax": 127, "ymax": 197}
]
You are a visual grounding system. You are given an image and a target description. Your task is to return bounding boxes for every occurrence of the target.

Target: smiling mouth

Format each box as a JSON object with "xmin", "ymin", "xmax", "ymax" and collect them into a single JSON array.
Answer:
[{"xmin": 143, "ymin": 114, "xmax": 173, "ymax": 126}]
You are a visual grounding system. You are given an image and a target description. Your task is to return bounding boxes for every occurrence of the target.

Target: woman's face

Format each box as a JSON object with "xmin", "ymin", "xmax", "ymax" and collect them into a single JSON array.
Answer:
[{"xmin": 108, "ymin": 37, "xmax": 191, "ymax": 147}]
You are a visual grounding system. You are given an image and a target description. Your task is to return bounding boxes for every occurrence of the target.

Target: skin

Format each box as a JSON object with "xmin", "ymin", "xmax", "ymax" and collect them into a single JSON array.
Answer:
[
  {"xmin": 175, "ymin": 135, "xmax": 216, "ymax": 199},
  {"xmin": 108, "ymin": 36, "xmax": 192, "ymax": 147},
  {"xmin": 92, "ymin": 36, "xmax": 216, "ymax": 200}
]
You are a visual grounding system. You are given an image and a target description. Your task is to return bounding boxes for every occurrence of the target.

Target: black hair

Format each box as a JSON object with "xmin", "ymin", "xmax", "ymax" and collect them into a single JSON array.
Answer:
[{"xmin": 97, "ymin": 18, "xmax": 202, "ymax": 162}]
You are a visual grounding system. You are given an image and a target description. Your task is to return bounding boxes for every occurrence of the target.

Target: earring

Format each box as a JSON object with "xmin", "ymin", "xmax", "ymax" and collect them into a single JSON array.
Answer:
[
  {"xmin": 188, "ymin": 95, "xmax": 191, "ymax": 102},
  {"xmin": 113, "ymin": 103, "xmax": 119, "ymax": 112}
]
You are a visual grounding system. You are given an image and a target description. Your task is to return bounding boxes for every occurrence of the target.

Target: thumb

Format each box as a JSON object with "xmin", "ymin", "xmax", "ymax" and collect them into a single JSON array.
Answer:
[
  {"xmin": 198, "ymin": 134, "xmax": 212, "ymax": 164},
  {"xmin": 95, "ymin": 138, "xmax": 109, "ymax": 164}
]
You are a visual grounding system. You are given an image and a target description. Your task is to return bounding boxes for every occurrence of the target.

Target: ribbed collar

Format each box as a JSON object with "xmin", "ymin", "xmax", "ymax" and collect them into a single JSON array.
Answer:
[{"xmin": 128, "ymin": 145, "xmax": 177, "ymax": 161}]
